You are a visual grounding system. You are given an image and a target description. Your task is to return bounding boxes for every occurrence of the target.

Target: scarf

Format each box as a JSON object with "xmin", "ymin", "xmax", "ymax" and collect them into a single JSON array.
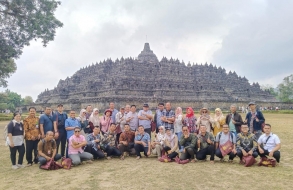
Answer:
[
  {"xmin": 186, "ymin": 107, "xmax": 194, "ymax": 118},
  {"xmin": 78, "ymin": 109, "xmax": 87, "ymax": 122},
  {"xmin": 214, "ymin": 108, "xmax": 224, "ymax": 129},
  {"xmin": 165, "ymin": 132, "xmax": 176, "ymax": 148},
  {"xmin": 175, "ymin": 107, "xmax": 182, "ymax": 117},
  {"xmin": 89, "ymin": 108, "xmax": 100, "ymax": 126}
]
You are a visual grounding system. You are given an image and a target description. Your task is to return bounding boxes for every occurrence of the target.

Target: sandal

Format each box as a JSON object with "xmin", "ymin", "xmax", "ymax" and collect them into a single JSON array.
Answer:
[{"xmin": 120, "ymin": 155, "xmax": 125, "ymax": 160}]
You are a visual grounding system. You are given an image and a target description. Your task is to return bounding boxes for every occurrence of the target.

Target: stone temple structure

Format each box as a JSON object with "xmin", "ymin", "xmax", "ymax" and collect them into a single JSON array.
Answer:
[{"xmin": 35, "ymin": 43, "xmax": 277, "ymax": 110}]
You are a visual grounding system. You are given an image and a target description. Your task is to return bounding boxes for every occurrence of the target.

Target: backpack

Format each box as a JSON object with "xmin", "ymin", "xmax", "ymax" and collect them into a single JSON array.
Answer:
[{"xmin": 3, "ymin": 121, "xmax": 16, "ymax": 146}]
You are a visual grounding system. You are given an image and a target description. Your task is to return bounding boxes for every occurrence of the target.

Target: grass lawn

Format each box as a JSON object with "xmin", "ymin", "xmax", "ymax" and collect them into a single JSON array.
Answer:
[{"xmin": 0, "ymin": 113, "xmax": 292, "ymax": 190}]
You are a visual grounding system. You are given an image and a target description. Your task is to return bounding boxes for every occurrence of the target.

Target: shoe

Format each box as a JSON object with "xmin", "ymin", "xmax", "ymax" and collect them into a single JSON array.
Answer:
[
  {"xmin": 174, "ymin": 156, "xmax": 180, "ymax": 163},
  {"xmin": 179, "ymin": 159, "xmax": 189, "ymax": 164},
  {"xmin": 12, "ymin": 165, "xmax": 18, "ymax": 169},
  {"xmin": 136, "ymin": 156, "xmax": 140, "ymax": 160},
  {"xmin": 27, "ymin": 163, "xmax": 33, "ymax": 167},
  {"xmin": 106, "ymin": 157, "xmax": 112, "ymax": 160},
  {"xmin": 86, "ymin": 160, "xmax": 93, "ymax": 164},
  {"xmin": 120, "ymin": 155, "xmax": 125, "ymax": 160},
  {"xmin": 220, "ymin": 158, "xmax": 225, "ymax": 162},
  {"xmin": 17, "ymin": 164, "xmax": 26, "ymax": 168},
  {"xmin": 228, "ymin": 160, "xmax": 233, "ymax": 163}
]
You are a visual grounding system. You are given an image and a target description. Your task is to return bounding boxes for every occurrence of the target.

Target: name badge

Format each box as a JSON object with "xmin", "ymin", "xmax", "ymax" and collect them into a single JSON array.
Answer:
[
  {"xmin": 48, "ymin": 150, "xmax": 51, "ymax": 155},
  {"xmin": 19, "ymin": 127, "xmax": 22, "ymax": 131},
  {"xmin": 35, "ymin": 125, "xmax": 39, "ymax": 129}
]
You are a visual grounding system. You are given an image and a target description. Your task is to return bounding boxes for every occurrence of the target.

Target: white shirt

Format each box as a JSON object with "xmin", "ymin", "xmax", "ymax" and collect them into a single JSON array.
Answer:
[
  {"xmin": 174, "ymin": 114, "xmax": 183, "ymax": 133},
  {"xmin": 258, "ymin": 132, "xmax": 281, "ymax": 152}
]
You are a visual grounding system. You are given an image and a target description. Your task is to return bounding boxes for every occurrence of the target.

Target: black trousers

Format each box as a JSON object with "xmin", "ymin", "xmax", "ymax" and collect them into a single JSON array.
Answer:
[
  {"xmin": 196, "ymin": 145, "xmax": 215, "ymax": 161},
  {"xmin": 118, "ymin": 143, "xmax": 135, "ymax": 155},
  {"xmin": 215, "ymin": 148, "xmax": 236, "ymax": 160},
  {"xmin": 258, "ymin": 149, "xmax": 280, "ymax": 163},
  {"xmin": 105, "ymin": 146, "xmax": 121, "ymax": 157},
  {"xmin": 134, "ymin": 144, "xmax": 149, "ymax": 157},
  {"xmin": 9, "ymin": 144, "xmax": 25, "ymax": 165},
  {"xmin": 236, "ymin": 149, "xmax": 258, "ymax": 160},
  {"xmin": 84, "ymin": 146, "xmax": 105, "ymax": 159},
  {"xmin": 163, "ymin": 146, "xmax": 178, "ymax": 159},
  {"xmin": 25, "ymin": 139, "xmax": 39, "ymax": 164},
  {"xmin": 56, "ymin": 128, "xmax": 67, "ymax": 157},
  {"xmin": 180, "ymin": 147, "xmax": 197, "ymax": 160}
]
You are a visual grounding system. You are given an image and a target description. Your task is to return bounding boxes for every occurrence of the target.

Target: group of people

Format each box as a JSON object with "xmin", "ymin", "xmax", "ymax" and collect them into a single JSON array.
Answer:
[{"xmin": 6, "ymin": 101, "xmax": 281, "ymax": 170}]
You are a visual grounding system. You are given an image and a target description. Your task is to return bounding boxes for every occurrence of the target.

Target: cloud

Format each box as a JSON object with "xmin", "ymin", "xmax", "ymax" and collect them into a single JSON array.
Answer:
[{"xmin": 1, "ymin": 0, "xmax": 292, "ymax": 101}]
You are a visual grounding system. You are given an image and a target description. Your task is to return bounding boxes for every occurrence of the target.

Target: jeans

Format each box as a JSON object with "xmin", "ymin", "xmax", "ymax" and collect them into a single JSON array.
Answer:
[
  {"xmin": 56, "ymin": 128, "xmax": 67, "ymax": 157},
  {"xmin": 196, "ymin": 145, "xmax": 215, "ymax": 161},
  {"xmin": 84, "ymin": 146, "xmax": 105, "ymax": 159},
  {"xmin": 175, "ymin": 132, "xmax": 184, "ymax": 150},
  {"xmin": 215, "ymin": 148, "xmax": 236, "ymax": 160},
  {"xmin": 180, "ymin": 147, "xmax": 196, "ymax": 160},
  {"xmin": 25, "ymin": 139, "xmax": 39, "ymax": 164},
  {"xmin": 258, "ymin": 149, "xmax": 280, "ymax": 163},
  {"xmin": 105, "ymin": 146, "xmax": 121, "ymax": 157},
  {"xmin": 134, "ymin": 144, "xmax": 149, "ymax": 157},
  {"xmin": 69, "ymin": 152, "xmax": 93, "ymax": 165},
  {"xmin": 9, "ymin": 144, "xmax": 25, "ymax": 165},
  {"xmin": 236, "ymin": 149, "xmax": 258, "ymax": 160},
  {"xmin": 38, "ymin": 154, "xmax": 62, "ymax": 165}
]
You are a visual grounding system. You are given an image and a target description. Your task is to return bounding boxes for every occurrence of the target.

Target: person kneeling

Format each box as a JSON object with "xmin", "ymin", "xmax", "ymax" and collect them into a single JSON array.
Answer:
[
  {"xmin": 85, "ymin": 126, "xmax": 105, "ymax": 160},
  {"xmin": 215, "ymin": 124, "xmax": 236, "ymax": 162},
  {"xmin": 196, "ymin": 125, "xmax": 215, "ymax": 163},
  {"xmin": 68, "ymin": 127, "xmax": 93, "ymax": 165},
  {"xmin": 134, "ymin": 125, "xmax": 151, "ymax": 159},
  {"xmin": 236, "ymin": 124, "xmax": 258, "ymax": 163},
  {"xmin": 161, "ymin": 127, "xmax": 179, "ymax": 161},
  {"xmin": 179, "ymin": 126, "xmax": 198, "ymax": 163},
  {"xmin": 101, "ymin": 123, "xmax": 122, "ymax": 159},
  {"xmin": 38, "ymin": 131, "xmax": 62, "ymax": 166},
  {"xmin": 118, "ymin": 124, "xmax": 135, "ymax": 160},
  {"xmin": 151, "ymin": 125, "xmax": 165, "ymax": 158}
]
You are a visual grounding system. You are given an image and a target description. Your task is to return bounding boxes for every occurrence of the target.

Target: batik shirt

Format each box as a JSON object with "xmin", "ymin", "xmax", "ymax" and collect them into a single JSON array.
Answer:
[{"xmin": 236, "ymin": 132, "xmax": 258, "ymax": 151}]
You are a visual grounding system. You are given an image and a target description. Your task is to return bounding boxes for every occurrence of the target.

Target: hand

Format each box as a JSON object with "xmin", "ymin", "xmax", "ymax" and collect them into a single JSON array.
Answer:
[
  {"xmin": 248, "ymin": 150, "xmax": 253, "ymax": 155},
  {"xmin": 255, "ymin": 118, "xmax": 259, "ymax": 122},
  {"xmin": 95, "ymin": 139, "xmax": 100, "ymax": 143},
  {"xmin": 244, "ymin": 119, "xmax": 247, "ymax": 124},
  {"xmin": 141, "ymin": 142, "xmax": 146, "ymax": 147},
  {"xmin": 269, "ymin": 151, "xmax": 274, "ymax": 157},
  {"xmin": 41, "ymin": 134, "xmax": 45, "ymax": 139},
  {"xmin": 207, "ymin": 138, "xmax": 212, "ymax": 144},
  {"xmin": 242, "ymin": 149, "xmax": 248, "ymax": 156},
  {"xmin": 10, "ymin": 143, "xmax": 14, "ymax": 148},
  {"xmin": 72, "ymin": 140, "xmax": 78, "ymax": 145},
  {"xmin": 38, "ymin": 134, "xmax": 41, "ymax": 139},
  {"xmin": 232, "ymin": 120, "xmax": 236, "ymax": 124},
  {"xmin": 259, "ymin": 148, "xmax": 264, "ymax": 154},
  {"xmin": 197, "ymin": 139, "xmax": 200, "ymax": 144},
  {"xmin": 123, "ymin": 141, "xmax": 127, "ymax": 145},
  {"xmin": 233, "ymin": 149, "xmax": 237, "ymax": 154},
  {"xmin": 54, "ymin": 132, "xmax": 59, "ymax": 139},
  {"xmin": 108, "ymin": 135, "xmax": 113, "ymax": 138},
  {"xmin": 46, "ymin": 156, "xmax": 51, "ymax": 161},
  {"xmin": 135, "ymin": 131, "xmax": 139, "ymax": 136},
  {"xmin": 31, "ymin": 136, "xmax": 36, "ymax": 140},
  {"xmin": 183, "ymin": 148, "xmax": 186, "ymax": 153},
  {"xmin": 147, "ymin": 151, "xmax": 151, "ymax": 156}
]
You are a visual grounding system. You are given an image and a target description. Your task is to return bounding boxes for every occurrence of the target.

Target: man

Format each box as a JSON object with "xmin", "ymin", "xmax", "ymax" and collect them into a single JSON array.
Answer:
[
  {"xmin": 85, "ymin": 105, "xmax": 92, "ymax": 119},
  {"xmin": 109, "ymin": 102, "xmax": 119, "ymax": 123},
  {"xmin": 85, "ymin": 126, "xmax": 105, "ymax": 159},
  {"xmin": 55, "ymin": 104, "xmax": 68, "ymax": 157},
  {"xmin": 65, "ymin": 110, "xmax": 81, "ymax": 140},
  {"xmin": 102, "ymin": 123, "xmax": 121, "ymax": 159},
  {"xmin": 215, "ymin": 124, "xmax": 237, "ymax": 162},
  {"xmin": 23, "ymin": 107, "xmax": 40, "ymax": 166},
  {"xmin": 125, "ymin": 104, "xmax": 131, "ymax": 114},
  {"xmin": 154, "ymin": 103, "xmax": 165, "ymax": 133},
  {"xmin": 37, "ymin": 131, "xmax": 62, "ymax": 166},
  {"xmin": 138, "ymin": 103, "xmax": 153, "ymax": 137},
  {"xmin": 68, "ymin": 127, "xmax": 93, "ymax": 165},
  {"xmin": 225, "ymin": 104, "xmax": 243, "ymax": 135},
  {"xmin": 161, "ymin": 102, "xmax": 175, "ymax": 131},
  {"xmin": 126, "ymin": 105, "xmax": 139, "ymax": 131},
  {"xmin": 134, "ymin": 125, "xmax": 151, "ymax": 159},
  {"xmin": 196, "ymin": 125, "xmax": 215, "ymax": 163},
  {"xmin": 245, "ymin": 102, "xmax": 265, "ymax": 139},
  {"xmin": 179, "ymin": 125, "xmax": 198, "ymax": 162},
  {"xmin": 39, "ymin": 106, "xmax": 58, "ymax": 139},
  {"xmin": 115, "ymin": 107, "xmax": 127, "ymax": 132},
  {"xmin": 236, "ymin": 124, "xmax": 258, "ymax": 163},
  {"xmin": 118, "ymin": 124, "xmax": 136, "ymax": 160},
  {"xmin": 257, "ymin": 124, "xmax": 281, "ymax": 163}
]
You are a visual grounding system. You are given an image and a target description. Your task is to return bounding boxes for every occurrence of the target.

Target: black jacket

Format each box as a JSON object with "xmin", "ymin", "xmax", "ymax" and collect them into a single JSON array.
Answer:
[{"xmin": 225, "ymin": 112, "xmax": 243, "ymax": 133}]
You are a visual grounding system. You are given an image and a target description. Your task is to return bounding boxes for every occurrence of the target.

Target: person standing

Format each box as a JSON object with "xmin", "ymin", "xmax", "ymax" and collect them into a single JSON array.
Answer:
[
  {"xmin": 7, "ymin": 112, "xmax": 26, "ymax": 169},
  {"xmin": 126, "ymin": 105, "xmax": 139, "ymax": 131},
  {"xmin": 183, "ymin": 107, "xmax": 197, "ymax": 133},
  {"xmin": 39, "ymin": 106, "xmax": 58, "ymax": 139},
  {"xmin": 100, "ymin": 109, "xmax": 113, "ymax": 134},
  {"xmin": 154, "ymin": 103, "xmax": 165, "ymax": 133},
  {"xmin": 225, "ymin": 104, "xmax": 243, "ymax": 135},
  {"xmin": 211, "ymin": 108, "xmax": 225, "ymax": 137},
  {"xmin": 85, "ymin": 105, "xmax": 93, "ymax": 120},
  {"xmin": 138, "ymin": 103, "xmax": 153, "ymax": 137},
  {"xmin": 109, "ymin": 102, "xmax": 119, "ymax": 123},
  {"xmin": 197, "ymin": 108, "xmax": 212, "ymax": 133},
  {"xmin": 245, "ymin": 102, "xmax": 265, "ymax": 139},
  {"xmin": 55, "ymin": 104, "xmax": 68, "ymax": 157},
  {"xmin": 174, "ymin": 107, "xmax": 183, "ymax": 151},
  {"xmin": 115, "ymin": 107, "xmax": 127, "ymax": 132},
  {"xmin": 23, "ymin": 107, "xmax": 40, "ymax": 166},
  {"xmin": 161, "ymin": 102, "xmax": 175, "ymax": 131}
]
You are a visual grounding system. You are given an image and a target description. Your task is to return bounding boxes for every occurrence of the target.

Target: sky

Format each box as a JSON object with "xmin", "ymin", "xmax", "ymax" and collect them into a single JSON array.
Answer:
[{"xmin": 1, "ymin": 0, "xmax": 293, "ymax": 101}]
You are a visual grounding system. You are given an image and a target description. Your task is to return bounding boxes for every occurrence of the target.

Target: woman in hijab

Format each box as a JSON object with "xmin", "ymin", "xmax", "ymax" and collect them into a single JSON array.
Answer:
[
  {"xmin": 174, "ymin": 107, "xmax": 183, "ymax": 141},
  {"xmin": 151, "ymin": 125, "xmax": 165, "ymax": 158},
  {"xmin": 211, "ymin": 108, "xmax": 225, "ymax": 136},
  {"xmin": 161, "ymin": 127, "xmax": 179, "ymax": 161},
  {"xmin": 99, "ymin": 109, "xmax": 112, "ymax": 134},
  {"xmin": 183, "ymin": 107, "xmax": 197, "ymax": 134},
  {"xmin": 196, "ymin": 108, "xmax": 212, "ymax": 133},
  {"xmin": 77, "ymin": 109, "xmax": 90, "ymax": 133},
  {"xmin": 89, "ymin": 108, "xmax": 100, "ymax": 133}
]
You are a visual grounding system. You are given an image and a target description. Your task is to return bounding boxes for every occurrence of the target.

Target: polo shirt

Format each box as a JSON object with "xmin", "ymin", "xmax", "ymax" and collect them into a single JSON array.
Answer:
[
  {"xmin": 110, "ymin": 109, "xmax": 119, "ymax": 123},
  {"xmin": 138, "ymin": 110, "xmax": 152, "ymax": 129},
  {"xmin": 135, "ymin": 133, "xmax": 151, "ymax": 147},
  {"xmin": 65, "ymin": 117, "xmax": 81, "ymax": 139},
  {"xmin": 39, "ymin": 114, "xmax": 56, "ymax": 134},
  {"xmin": 215, "ymin": 132, "xmax": 236, "ymax": 145},
  {"xmin": 126, "ymin": 112, "xmax": 139, "ymax": 131},
  {"xmin": 258, "ymin": 133, "xmax": 280, "ymax": 152}
]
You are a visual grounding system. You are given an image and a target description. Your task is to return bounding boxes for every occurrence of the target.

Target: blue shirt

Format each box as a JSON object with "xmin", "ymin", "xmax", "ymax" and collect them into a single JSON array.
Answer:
[
  {"xmin": 156, "ymin": 109, "xmax": 164, "ymax": 127},
  {"xmin": 135, "ymin": 133, "xmax": 151, "ymax": 147},
  {"xmin": 39, "ymin": 114, "xmax": 56, "ymax": 134},
  {"xmin": 111, "ymin": 109, "xmax": 119, "ymax": 123},
  {"xmin": 65, "ymin": 117, "xmax": 81, "ymax": 139}
]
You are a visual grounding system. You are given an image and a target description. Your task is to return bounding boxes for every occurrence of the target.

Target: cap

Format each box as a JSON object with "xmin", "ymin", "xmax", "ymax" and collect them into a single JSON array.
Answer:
[
  {"xmin": 143, "ymin": 103, "xmax": 149, "ymax": 107},
  {"xmin": 248, "ymin": 102, "xmax": 256, "ymax": 106}
]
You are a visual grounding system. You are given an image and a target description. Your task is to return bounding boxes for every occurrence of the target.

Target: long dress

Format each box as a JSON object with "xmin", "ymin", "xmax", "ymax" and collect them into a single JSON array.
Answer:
[{"xmin": 212, "ymin": 115, "xmax": 226, "ymax": 136}]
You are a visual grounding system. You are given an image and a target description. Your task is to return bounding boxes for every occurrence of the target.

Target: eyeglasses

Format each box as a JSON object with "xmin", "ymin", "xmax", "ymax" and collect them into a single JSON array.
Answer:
[
  {"xmin": 75, "ymin": 131, "xmax": 80, "ymax": 133},
  {"xmin": 202, "ymin": 111, "xmax": 207, "ymax": 113},
  {"xmin": 83, "ymin": 112, "xmax": 86, "ymax": 114},
  {"xmin": 223, "ymin": 127, "xmax": 229, "ymax": 129},
  {"xmin": 182, "ymin": 129, "xmax": 188, "ymax": 131}
]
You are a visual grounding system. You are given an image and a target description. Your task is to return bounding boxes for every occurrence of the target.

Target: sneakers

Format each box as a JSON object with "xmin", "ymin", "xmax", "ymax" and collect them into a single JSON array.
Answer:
[
  {"xmin": 12, "ymin": 165, "xmax": 18, "ymax": 169},
  {"xmin": 17, "ymin": 164, "xmax": 26, "ymax": 168}
]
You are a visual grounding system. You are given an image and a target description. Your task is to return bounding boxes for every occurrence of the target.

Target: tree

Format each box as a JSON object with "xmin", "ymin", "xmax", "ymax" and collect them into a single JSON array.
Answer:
[
  {"xmin": 0, "ymin": 0, "xmax": 63, "ymax": 86},
  {"xmin": 278, "ymin": 74, "xmax": 293, "ymax": 103},
  {"xmin": 5, "ymin": 89, "xmax": 23, "ymax": 110},
  {"xmin": 23, "ymin": 95, "xmax": 33, "ymax": 105},
  {"xmin": 260, "ymin": 84, "xmax": 278, "ymax": 98},
  {"xmin": 0, "ymin": 92, "xmax": 8, "ymax": 110}
]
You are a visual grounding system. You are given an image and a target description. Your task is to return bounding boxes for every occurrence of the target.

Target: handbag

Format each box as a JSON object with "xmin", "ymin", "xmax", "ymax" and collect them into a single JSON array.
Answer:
[
  {"xmin": 258, "ymin": 157, "xmax": 276, "ymax": 167},
  {"xmin": 219, "ymin": 132, "xmax": 233, "ymax": 156},
  {"xmin": 40, "ymin": 159, "xmax": 63, "ymax": 170},
  {"xmin": 151, "ymin": 121, "xmax": 156, "ymax": 132},
  {"xmin": 158, "ymin": 155, "xmax": 171, "ymax": 163},
  {"xmin": 242, "ymin": 155, "xmax": 256, "ymax": 167},
  {"xmin": 61, "ymin": 157, "xmax": 72, "ymax": 170}
]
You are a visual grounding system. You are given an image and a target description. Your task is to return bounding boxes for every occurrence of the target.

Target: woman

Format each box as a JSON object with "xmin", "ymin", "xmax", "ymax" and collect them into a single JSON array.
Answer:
[
  {"xmin": 161, "ymin": 127, "xmax": 179, "ymax": 161},
  {"xmin": 7, "ymin": 112, "xmax": 25, "ymax": 169},
  {"xmin": 197, "ymin": 108, "xmax": 212, "ymax": 133},
  {"xmin": 174, "ymin": 107, "xmax": 183, "ymax": 151},
  {"xmin": 183, "ymin": 107, "xmax": 197, "ymax": 133},
  {"xmin": 151, "ymin": 125, "xmax": 165, "ymax": 158},
  {"xmin": 100, "ymin": 109, "xmax": 113, "ymax": 134},
  {"xmin": 89, "ymin": 108, "xmax": 100, "ymax": 133},
  {"xmin": 211, "ymin": 108, "xmax": 225, "ymax": 136},
  {"xmin": 77, "ymin": 109, "xmax": 90, "ymax": 134}
]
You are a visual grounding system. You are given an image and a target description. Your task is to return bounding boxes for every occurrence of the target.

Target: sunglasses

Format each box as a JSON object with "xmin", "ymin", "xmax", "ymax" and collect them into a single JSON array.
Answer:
[
  {"xmin": 75, "ymin": 131, "xmax": 80, "ymax": 132},
  {"xmin": 182, "ymin": 129, "xmax": 188, "ymax": 131}
]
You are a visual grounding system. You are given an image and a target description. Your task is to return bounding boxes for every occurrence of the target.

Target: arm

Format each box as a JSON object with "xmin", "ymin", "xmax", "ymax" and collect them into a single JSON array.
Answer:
[
  {"xmin": 234, "ymin": 114, "xmax": 243, "ymax": 126},
  {"xmin": 179, "ymin": 135, "xmax": 186, "ymax": 146},
  {"xmin": 39, "ymin": 116, "xmax": 45, "ymax": 137},
  {"xmin": 190, "ymin": 135, "xmax": 197, "ymax": 148},
  {"xmin": 23, "ymin": 119, "xmax": 32, "ymax": 140},
  {"xmin": 71, "ymin": 140, "xmax": 87, "ymax": 149},
  {"xmin": 65, "ymin": 119, "xmax": 75, "ymax": 131}
]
